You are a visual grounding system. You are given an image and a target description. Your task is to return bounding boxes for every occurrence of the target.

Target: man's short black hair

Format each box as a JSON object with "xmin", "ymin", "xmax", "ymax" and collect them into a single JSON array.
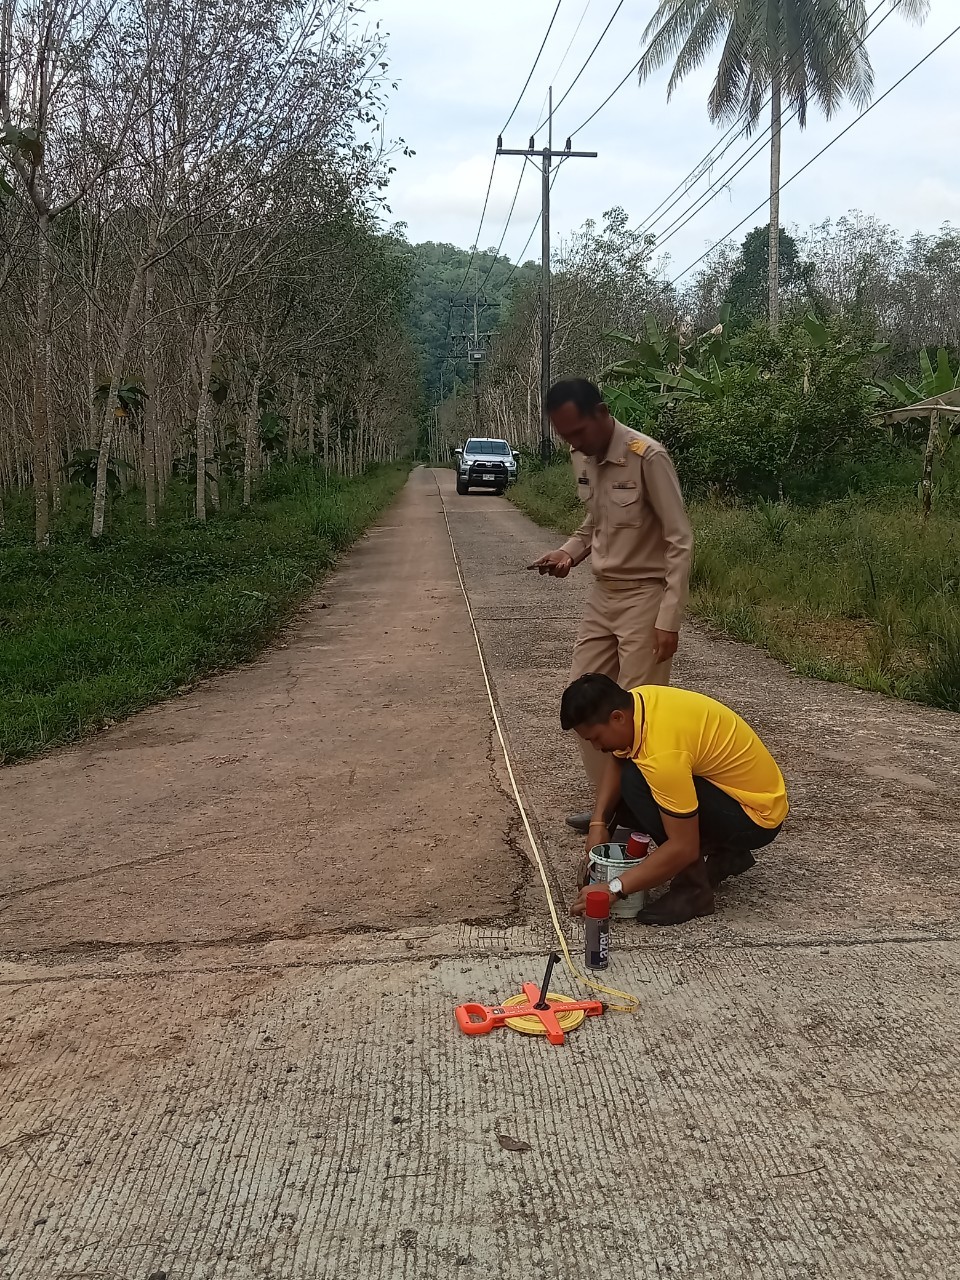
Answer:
[
  {"xmin": 545, "ymin": 378, "xmax": 604, "ymax": 416},
  {"xmin": 560, "ymin": 673, "xmax": 633, "ymax": 731}
]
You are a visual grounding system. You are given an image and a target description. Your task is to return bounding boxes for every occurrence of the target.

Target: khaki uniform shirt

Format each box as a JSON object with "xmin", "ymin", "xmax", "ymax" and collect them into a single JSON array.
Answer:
[{"xmin": 559, "ymin": 419, "xmax": 693, "ymax": 633}]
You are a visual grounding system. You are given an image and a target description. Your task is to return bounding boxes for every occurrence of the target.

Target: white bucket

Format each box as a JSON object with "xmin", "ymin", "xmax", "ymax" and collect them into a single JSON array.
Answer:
[{"xmin": 588, "ymin": 843, "xmax": 648, "ymax": 919}]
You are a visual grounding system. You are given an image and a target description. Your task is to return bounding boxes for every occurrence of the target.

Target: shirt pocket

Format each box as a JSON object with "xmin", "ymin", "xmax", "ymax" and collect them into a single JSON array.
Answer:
[
  {"xmin": 576, "ymin": 479, "xmax": 593, "ymax": 503},
  {"xmin": 608, "ymin": 483, "xmax": 643, "ymax": 525}
]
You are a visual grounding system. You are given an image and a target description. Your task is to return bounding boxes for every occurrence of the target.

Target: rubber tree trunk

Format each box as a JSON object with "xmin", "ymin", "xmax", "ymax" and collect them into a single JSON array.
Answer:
[
  {"xmin": 92, "ymin": 255, "xmax": 148, "ymax": 538},
  {"xmin": 307, "ymin": 378, "xmax": 315, "ymax": 458},
  {"xmin": 768, "ymin": 74, "xmax": 783, "ymax": 332},
  {"xmin": 242, "ymin": 371, "xmax": 261, "ymax": 508},
  {"xmin": 85, "ymin": 293, "xmax": 98, "ymax": 447},
  {"xmin": 143, "ymin": 263, "xmax": 158, "ymax": 528},
  {"xmin": 195, "ymin": 297, "xmax": 219, "ymax": 522},
  {"xmin": 46, "ymin": 335, "xmax": 61, "ymax": 514},
  {"xmin": 32, "ymin": 212, "xmax": 52, "ymax": 547},
  {"xmin": 286, "ymin": 375, "xmax": 298, "ymax": 463},
  {"xmin": 208, "ymin": 417, "xmax": 221, "ymax": 512}
]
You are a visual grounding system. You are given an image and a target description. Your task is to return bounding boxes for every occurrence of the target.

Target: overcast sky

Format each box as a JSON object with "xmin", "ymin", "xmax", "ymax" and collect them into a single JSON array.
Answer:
[{"xmin": 370, "ymin": 0, "xmax": 960, "ymax": 280}]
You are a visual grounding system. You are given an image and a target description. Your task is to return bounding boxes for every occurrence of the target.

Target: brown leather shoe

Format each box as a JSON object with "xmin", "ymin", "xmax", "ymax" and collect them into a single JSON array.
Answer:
[{"xmin": 637, "ymin": 857, "xmax": 715, "ymax": 926}]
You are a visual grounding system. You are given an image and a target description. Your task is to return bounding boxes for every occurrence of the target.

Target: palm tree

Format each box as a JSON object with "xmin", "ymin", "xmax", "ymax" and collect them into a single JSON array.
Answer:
[{"xmin": 638, "ymin": 0, "xmax": 930, "ymax": 329}]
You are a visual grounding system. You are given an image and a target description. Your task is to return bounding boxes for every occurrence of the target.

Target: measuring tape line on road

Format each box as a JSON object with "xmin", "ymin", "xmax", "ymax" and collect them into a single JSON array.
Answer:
[{"xmin": 430, "ymin": 470, "xmax": 639, "ymax": 1015}]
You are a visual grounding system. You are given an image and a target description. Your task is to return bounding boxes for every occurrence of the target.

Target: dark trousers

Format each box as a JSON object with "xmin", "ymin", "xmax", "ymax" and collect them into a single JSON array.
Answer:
[{"xmin": 619, "ymin": 762, "xmax": 781, "ymax": 853}]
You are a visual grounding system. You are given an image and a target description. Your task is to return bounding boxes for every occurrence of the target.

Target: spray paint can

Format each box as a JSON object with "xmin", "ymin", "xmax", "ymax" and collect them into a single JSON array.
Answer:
[
  {"xmin": 626, "ymin": 832, "xmax": 651, "ymax": 861},
  {"xmin": 585, "ymin": 890, "xmax": 610, "ymax": 971}
]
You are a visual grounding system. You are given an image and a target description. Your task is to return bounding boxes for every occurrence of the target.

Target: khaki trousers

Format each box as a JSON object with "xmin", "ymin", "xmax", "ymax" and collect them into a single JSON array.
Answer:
[{"xmin": 569, "ymin": 578, "xmax": 673, "ymax": 793}]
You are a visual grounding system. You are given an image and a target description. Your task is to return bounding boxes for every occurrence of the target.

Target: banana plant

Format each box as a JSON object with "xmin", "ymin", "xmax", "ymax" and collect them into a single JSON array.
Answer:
[
  {"xmin": 603, "ymin": 307, "xmax": 735, "ymax": 389},
  {"xmin": 876, "ymin": 347, "xmax": 960, "ymax": 409},
  {"xmin": 602, "ymin": 307, "xmax": 747, "ymax": 415},
  {"xmin": 603, "ymin": 313, "xmax": 687, "ymax": 380}
]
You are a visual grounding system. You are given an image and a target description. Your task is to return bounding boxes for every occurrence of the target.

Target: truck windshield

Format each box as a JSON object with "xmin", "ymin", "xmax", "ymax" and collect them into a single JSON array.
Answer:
[{"xmin": 465, "ymin": 440, "xmax": 510, "ymax": 455}]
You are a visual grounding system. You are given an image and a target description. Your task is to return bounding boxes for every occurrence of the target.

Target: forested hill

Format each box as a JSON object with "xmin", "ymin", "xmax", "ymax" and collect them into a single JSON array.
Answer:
[{"xmin": 406, "ymin": 241, "xmax": 540, "ymax": 398}]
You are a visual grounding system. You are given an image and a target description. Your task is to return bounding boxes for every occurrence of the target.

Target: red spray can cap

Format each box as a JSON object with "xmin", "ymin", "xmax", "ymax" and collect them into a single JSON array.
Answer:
[
  {"xmin": 626, "ymin": 832, "xmax": 651, "ymax": 860},
  {"xmin": 585, "ymin": 890, "xmax": 611, "ymax": 919}
]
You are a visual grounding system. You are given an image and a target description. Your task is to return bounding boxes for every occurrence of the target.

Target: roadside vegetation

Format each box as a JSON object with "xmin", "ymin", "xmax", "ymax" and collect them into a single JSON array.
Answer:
[
  {"xmin": 0, "ymin": 0, "xmax": 421, "ymax": 763},
  {"xmin": 0, "ymin": 464, "xmax": 407, "ymax": 764},
  {"xmin": 509, "ymin": 313, "xmax": 959, "ymax": 712},
  {"xmin": 514, "ymin": 462, "xmax": 958, "ymax": 712}
]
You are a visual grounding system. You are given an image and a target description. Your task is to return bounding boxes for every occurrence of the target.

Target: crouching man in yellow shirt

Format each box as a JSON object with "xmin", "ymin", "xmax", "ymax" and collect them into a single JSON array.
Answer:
[{"xmin": 563, "ymin": 673, "xmax": 788, "ymax": 926}]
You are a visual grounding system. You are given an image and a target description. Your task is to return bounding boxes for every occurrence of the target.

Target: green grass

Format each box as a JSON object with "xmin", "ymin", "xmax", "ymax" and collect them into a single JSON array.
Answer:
[
  {"xmin": 510, "ymin": 463, "xmax": 960, "ymax": 712},
  {"xmin": 0, "ymin": 463, "xmax": 408, "ymax": 763}
]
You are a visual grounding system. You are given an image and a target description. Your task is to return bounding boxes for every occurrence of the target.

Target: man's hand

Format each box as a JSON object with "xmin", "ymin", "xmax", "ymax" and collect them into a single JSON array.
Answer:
[
  {"xmin": 576, "ymin": 851, "xmax": 592, "ymax": 890},
  {"xmin": 528, "ymin": 550, "xmax": 573, "ymax": 578},
  {"xmin": 570, "ymin": 881, "xmax": 612, "ymax": 918},
  {"xmin": 576, "ymin": 818, "xmax": 610, "ymax": 886},
  {"xmin": 653, "ymin": 628, "xmax": 679, "ymax": 664},
  {"xmin": 584, "ymin": 820, "xmax": 609, "ymax": 856}
]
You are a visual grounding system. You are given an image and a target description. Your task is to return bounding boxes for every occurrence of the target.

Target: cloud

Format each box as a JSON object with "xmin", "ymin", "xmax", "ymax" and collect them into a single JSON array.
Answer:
[
  {"xmin": 393, "ymin": 153, "xmax": 540, "ymax": 230},
  {"xmin": 373, "ymin": 0, "xmax": 960, "ymax": 269}
]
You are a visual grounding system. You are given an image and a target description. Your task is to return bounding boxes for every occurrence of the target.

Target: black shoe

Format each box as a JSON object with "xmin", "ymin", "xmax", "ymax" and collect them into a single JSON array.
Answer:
[
  {"xmin": 705, "ymin": 847, "xmax": 756, "ymax": 888},
  {"xmin": 637, "ymin": 858, "xmax": 715, "ymax": 926},
  {"xmin": 566, "ymin": 811, "xmax": 593, "ymax": 834},
  {"xmin": 728, "ymin": 849, "xmax": 756, "ymax": 878}
]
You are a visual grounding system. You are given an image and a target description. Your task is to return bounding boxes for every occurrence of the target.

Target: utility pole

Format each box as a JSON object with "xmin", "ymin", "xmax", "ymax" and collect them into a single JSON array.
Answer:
[
  {"xmin": 453, "ymin": 283, "xmax": 497, "ymax": 436},
  {"xmin": 498, "ymin": 88, "xmax": 597, "ymax": 462},
  {"xmin": 471, "ymin": 283, "xmax": 482, "ymax": 431}
]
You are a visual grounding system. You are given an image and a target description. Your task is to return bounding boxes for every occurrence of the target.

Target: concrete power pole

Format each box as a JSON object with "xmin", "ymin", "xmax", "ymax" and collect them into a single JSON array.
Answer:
[
  {"xmin": 498, "ymin": 88, "xmax": 597, "ymax": 463},
  {"xmin": 471, "ymin": 286, "xmax": 482, "ymax": 432}
]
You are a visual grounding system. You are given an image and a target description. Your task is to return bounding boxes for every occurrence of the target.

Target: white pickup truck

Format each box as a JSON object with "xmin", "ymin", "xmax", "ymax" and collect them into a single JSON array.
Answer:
[{"xmin": 454, "ymin": 438, "xmax": 519, "ymax": 496}]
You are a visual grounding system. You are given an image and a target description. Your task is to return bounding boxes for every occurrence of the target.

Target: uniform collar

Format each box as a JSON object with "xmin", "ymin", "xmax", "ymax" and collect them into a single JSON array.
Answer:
[
  {"xmin": 571, "ymin": 418, "xmax": 630, "ymax": 469},
  {"xmin": 597, "ymin": 418, "xmax": 630, "ymax": 467},
  {"xmin": 614, "ymin": 690, "xmax": 646, "ymax": 759}
]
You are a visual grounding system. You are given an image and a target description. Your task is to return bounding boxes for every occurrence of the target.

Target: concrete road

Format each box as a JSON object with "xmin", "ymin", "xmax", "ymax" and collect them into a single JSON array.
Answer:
[{"xmin": 1, "ymin": 467, "xmax": 957, "ymax": 1279}]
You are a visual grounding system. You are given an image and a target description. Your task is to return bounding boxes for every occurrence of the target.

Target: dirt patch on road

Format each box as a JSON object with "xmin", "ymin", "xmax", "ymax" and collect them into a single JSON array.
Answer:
[{"xmin": 0, "ymin": 471, "xmax": 523, "ymax": 956}]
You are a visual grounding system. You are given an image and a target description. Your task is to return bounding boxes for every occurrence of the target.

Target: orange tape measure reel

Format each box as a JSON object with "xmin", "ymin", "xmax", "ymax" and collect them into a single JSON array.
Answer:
[{"xmin": 454, "ymin": 953, "xmax": 605, "ymax": 1046}]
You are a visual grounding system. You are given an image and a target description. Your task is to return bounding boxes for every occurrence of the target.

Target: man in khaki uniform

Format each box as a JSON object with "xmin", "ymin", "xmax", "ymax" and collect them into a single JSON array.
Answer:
[{"xmin": 530, "ymin": 378, "xmax": 693, "ymax": 834}]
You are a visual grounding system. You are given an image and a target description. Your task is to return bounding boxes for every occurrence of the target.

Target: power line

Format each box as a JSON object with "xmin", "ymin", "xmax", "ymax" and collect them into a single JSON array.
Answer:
[
  {"xmin": 533, "ymin": 0, "xmax": 625, "ymax": 135},
  {"xmin": 634, "ymin": 0, "xmax": 895, "ymax": 239},
  {"xmin": 567, "ymin": 52, "xmax": 642, "ymax": 140},
  {"xmin": 498, "ymin": 162, "xmax": 565, "ymax": 293},
  {"xmin": 449, "ymin": 0, "xmax": 575, "ymax": 306},
  {"xmin": 479, "ymin": 0, "xmax": 620, "ymax": 326},
  {"xmin": 449, "ymin": 153, "xmax": 498, "ymax": 304},
  {"xmin": 668, "ymin": 18, "xmax": 960, "ymax": 287},
  {"xmin": 478, "ymin": 159, "xmax": 535, "ymax": 295},
  {"xmin": 501, "ymin": 0, "xmax": 564, "ymax": 133},
  {"xmin": 650, "ymin": 121, "xmax": 787, "ymax": 255},
  {"xmin": 638, "ymin": 0, "xmax": 897, "ymax": 244},
  {"xmin": 534, "ymin": 0, "xmax": 594, "ymax": 130},
  {"xmin": 439, "ymin": 168, "xmax": 549, "ymax": 376}
]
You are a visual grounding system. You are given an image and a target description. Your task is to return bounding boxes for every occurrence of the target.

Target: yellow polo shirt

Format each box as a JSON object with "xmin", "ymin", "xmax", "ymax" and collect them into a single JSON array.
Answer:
[{"xmin": 615, "ymin": 686, "xmax": 788, "ymax": 829}]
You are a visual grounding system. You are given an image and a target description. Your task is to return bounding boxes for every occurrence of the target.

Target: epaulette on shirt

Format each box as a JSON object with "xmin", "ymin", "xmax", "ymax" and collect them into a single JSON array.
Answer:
[{"xmin": 627, "ymin": 438, "xmax": 648, "ymax": 457}]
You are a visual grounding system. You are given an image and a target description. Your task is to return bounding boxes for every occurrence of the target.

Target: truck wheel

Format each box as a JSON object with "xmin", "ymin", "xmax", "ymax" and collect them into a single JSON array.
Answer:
[
  {"xmin": 456, "ymin": 477, "xmax": 469, "ymax": 495},
  {"xmin": 494, "ymin": 484, "xmax": 506, "ymax": 496}
]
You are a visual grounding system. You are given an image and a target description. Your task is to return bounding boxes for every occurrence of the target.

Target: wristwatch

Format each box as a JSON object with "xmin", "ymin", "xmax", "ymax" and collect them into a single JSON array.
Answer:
[{"xmin": 608, "ymin": 877, "xmax": 627, "ymax": 900}]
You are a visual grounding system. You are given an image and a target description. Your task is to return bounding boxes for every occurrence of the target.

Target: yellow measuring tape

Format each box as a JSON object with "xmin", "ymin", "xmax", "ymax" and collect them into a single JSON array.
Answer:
[
  {"xmin": 432, "ymin": 471, "xmax": 640, "ymax": 1015},
  {"xmin": 500, "ymin": 991, "xmax": 588, "ymax": 1036}
]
